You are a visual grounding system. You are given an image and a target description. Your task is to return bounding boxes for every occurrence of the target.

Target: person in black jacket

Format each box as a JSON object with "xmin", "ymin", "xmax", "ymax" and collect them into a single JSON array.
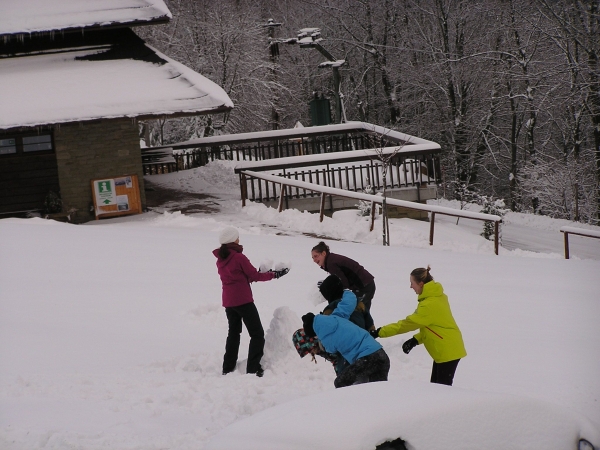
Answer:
[{"xmin": 311, "ymin": 241, "xmax": 376, "ymax": 330}]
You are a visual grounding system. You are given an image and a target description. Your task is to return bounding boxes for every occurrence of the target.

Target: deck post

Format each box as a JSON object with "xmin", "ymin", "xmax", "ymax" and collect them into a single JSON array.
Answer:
[
  {"xmin": 494, "ymin": 221, "xmax": 499, "ymax": 255},
  {"xmin": 563, "ymin": 231, "xmax": 570, "ymax": 259},
  {"xmin": 240, "ymin": 173, "xmax": 247, "ymax": 207},
  {"xmin": 370, "ymin": 201, "xmax": 376, "ymax": 232},
  {"xmin": 278, "ymin": 183, "xmax": 286, "ymax": 212},
  {"xmin": 319, "ymin": 193, "xmax": 327, "ymax": 222}
]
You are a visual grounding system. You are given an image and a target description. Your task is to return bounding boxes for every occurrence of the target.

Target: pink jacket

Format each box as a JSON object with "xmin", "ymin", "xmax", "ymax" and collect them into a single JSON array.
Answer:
[{"xmin": 213, "ymin": 245, "xmax": 274, "ymax": 308}]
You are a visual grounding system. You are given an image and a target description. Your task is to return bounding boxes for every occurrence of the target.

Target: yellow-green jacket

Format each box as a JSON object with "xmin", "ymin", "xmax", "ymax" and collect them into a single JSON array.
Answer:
[{"xmin": 379, "ymin": 281, "xmax": 466, "ymax": 363}]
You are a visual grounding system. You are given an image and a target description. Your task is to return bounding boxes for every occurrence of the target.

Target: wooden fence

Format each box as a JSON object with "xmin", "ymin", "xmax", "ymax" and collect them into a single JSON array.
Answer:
[
  {"xmin": 240, "ymin": 170, "xmax": 502, "ymax": 254},
  {"xmin": 239, "ymin": 158, "xmax": 438, "ymax": 203},
  {"xmin": 142, "ymin": 130, "xmax": 419, "ymax": 174},
  {"xmin": 560, "ymin": 226, "xmax": 600, "ymax": 259}
]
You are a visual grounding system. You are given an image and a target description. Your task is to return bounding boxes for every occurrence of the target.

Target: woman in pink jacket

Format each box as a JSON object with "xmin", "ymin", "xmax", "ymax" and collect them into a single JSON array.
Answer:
[{"xmin": 213, "ymin": 227, "xmax": 289, "ymax": 377}]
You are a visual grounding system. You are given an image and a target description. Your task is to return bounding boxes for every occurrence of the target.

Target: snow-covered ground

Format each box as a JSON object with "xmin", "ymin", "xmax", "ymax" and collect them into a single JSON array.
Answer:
[{"xmin": 1, "ymin": 160, "xmax": 599, "ymax": 449}]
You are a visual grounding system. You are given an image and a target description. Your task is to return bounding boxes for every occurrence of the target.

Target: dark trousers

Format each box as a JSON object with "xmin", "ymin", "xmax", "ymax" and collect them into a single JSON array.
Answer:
[
  {"xmin": 223, "ymin": 302, "xmax": 264, "ymax": 374},
  {"xmin": 354, "ymin": 281, "xmax": 376, "ymax": 330},
  {"xmin": 334, "ymin": 348, "xmax": 390, "ymax": 388},
  {"xmin": 430, "ymin": 359, "xmax": 460, "ymax": 386}
]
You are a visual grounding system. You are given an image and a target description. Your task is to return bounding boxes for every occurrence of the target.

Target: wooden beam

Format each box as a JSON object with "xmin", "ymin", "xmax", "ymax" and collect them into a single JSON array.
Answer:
[
  {"xmin": 240, "ymin": 173, "xmax": 247, "ymax": 207},
  {"xmin": 278, "ymin": 183, "xmax": 286, "ymax": 212},
  {"xmin": 494, "ymin": 221, "xmax": 499, "ymax": 255},
  {"xmin": 370, "ymin": 201, "xmax": 376, "ymax": 232},
  {"xmin": 563, "ymin": 231, "xmax": 570, "ymax": 259}
]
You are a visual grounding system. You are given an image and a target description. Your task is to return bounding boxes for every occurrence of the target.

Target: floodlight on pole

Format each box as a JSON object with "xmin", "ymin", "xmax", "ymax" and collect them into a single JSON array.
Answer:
[
  {"xmin": 264, "ymin": 19, "xmax": 283, "ymax": 131},
  {"xmin": 274, "ymin": 26, "xmax": 347, "ymax": 123}
]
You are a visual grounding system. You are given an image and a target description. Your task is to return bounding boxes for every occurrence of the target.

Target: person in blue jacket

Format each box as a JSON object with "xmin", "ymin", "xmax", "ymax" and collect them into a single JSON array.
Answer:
[{"xmin": 302, "ymin": 275, "xmax": 390, "ymax": 388}]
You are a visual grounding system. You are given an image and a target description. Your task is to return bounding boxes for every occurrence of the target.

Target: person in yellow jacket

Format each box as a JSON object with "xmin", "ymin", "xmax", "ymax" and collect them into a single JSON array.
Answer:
[{"xmin": 371, "ymin": 266, "xmax": 466, "ymax": 386}]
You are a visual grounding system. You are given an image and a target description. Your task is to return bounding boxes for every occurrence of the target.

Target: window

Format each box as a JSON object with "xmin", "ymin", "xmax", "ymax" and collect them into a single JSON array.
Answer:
[
  {"xmin": 23, "ymin": 135, "xmax": 53, "ymax": 152},
  {"xmin": 0, "ymin": 133, "xmax": 54, "ymax": 156},
  {"xmin": 0, "ymin": 138, "xmax": 17, "ymax": 155}
]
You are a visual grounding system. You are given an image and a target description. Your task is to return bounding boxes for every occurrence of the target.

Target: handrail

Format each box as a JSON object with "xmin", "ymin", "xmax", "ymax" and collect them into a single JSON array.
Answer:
[
  {"xmin": 240, "ymin": 170, "xmax": 502, "ymax": 254},
  {"xmin": 146, "ymin": 121, "xmax": 441, "ymax": 151},
  {"xmin": 233, "ymin": 144, "xmax": 440, "ymax": 173},
  {"xmin": 560, "ymin": 226, "xmax": 600, "ymax": 259}
]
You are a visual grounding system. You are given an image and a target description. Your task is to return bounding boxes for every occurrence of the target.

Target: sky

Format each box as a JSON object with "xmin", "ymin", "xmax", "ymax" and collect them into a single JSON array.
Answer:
[{"xmin": 1, "ymin": 160, "xmax": 599, "ymax": 449}]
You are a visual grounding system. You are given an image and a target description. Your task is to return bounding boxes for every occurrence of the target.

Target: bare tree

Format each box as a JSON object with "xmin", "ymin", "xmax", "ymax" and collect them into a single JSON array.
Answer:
[{"xmin": 538, "ymin": 0, "xmax": 600, "ymax": 222}]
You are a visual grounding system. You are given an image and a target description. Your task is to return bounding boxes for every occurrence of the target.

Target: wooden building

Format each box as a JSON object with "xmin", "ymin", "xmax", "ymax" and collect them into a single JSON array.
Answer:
[{"xmin": 0, "ymin": 0, "xmax": 233, "ymax": 222}]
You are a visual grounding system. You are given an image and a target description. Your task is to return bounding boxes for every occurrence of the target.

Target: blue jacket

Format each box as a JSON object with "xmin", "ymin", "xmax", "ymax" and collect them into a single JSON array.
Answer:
[{"xmin": 313, "ymin": 291, "xmax": 382, "ymax": 365}]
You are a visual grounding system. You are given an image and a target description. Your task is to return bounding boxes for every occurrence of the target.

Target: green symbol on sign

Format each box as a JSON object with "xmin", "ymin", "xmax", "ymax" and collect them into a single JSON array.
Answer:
[
  {"xmin": 103, "ymin": 199, "xmax": 111, "ymax": 204},
  {"xmin": 99, "ymin": 182, "xmax": 112, "ymax": 193}
]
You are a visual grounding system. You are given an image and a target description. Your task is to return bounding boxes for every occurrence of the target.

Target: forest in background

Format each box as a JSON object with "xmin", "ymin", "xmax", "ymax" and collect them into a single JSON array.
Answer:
[{"xmin": 137, "ymin": 0, "xmax": 600, "ymax": 224}]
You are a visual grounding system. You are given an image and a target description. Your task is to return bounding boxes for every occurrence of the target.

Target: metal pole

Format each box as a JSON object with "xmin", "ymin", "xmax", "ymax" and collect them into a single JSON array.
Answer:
[
  {"xmin": 333, "ymin": 67, "xmax": 342, "ymax": 123},
  {"xmin": 429, "ymin": 212, "xmax": 435, "ymax": 246}
]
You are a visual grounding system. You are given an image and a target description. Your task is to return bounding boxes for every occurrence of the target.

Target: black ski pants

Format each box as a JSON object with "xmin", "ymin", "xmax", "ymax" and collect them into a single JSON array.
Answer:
[
  {"xmin": 354, "ymin": 281, "xmax": 376, "ymax": 330},
  {"xmin": 334, "ymin": 348, "xmax": 390, "ymax": 388},
  {"xmin": 430, "ymin": 358, "xmax": 460, "ymax": 386},
  {"xmin": 223, "ymin": 302, "xmax": 264, "ymax": 374}
]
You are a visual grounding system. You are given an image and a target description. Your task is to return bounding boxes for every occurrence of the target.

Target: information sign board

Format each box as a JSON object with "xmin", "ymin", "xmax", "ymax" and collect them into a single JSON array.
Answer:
[{"xmin": 91, "ymin": 174, "xmax": 142, "ymax": 219}]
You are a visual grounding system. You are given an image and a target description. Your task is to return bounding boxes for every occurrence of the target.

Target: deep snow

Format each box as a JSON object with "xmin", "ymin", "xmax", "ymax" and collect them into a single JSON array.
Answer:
[{"xmin": 1, "ymin": 160, "xmax": 599, "ymax": 449}]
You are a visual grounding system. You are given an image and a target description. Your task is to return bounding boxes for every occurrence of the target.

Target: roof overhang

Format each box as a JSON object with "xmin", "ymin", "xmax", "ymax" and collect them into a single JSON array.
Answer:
[
  {"xmin": 0, "ymin": 0, "xmax": 172, "ymax": 40},
  {"xmin": 0, "ymin": 28, "xmax": 234, "ymax": 130}
]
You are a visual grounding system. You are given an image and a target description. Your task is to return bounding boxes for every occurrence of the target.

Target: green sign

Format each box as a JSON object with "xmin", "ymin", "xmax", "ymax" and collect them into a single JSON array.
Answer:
[{"xmin": 94, "ymin": 179, "xmax": 116, "ymax": 206}]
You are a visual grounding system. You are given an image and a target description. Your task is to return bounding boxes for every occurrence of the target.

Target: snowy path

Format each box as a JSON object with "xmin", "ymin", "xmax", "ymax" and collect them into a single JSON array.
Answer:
[
  {"xmin": 502, "ymin": 222, "xmax": 600, "ymax": 259},
  {"xmin": 434, "ymin": 211, "xmax": 600, "ymax": 261},
  {"xmin": 145, "ymin": 164, "xmax": 600, "ymax": 261}
]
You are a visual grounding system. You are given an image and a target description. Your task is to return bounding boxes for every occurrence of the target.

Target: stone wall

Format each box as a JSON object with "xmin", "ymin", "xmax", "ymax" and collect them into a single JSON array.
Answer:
[{"xmin": 54, "ymin": 119, "xmax": 145, "ymax": 222}]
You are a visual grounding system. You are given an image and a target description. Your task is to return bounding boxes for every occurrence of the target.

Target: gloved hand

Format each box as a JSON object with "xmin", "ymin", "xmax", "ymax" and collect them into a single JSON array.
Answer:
[
  {"xmin": 402, "ymin": 337, "xmax": 418, "ymax": 354},
  {"xmin": 271, "ymin": 268, "xmax": 289, "ymax": 279},
  {"xmin": 355, "ymin": 301, "xmax": 366, "ymax": 313},
  {"xmin": 369, "ymin": 328, "xmax": 381, "ymax": 339}
]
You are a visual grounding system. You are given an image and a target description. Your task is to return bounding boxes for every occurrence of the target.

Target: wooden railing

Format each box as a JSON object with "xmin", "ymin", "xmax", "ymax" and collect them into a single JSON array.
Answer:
[
  {"xmin": 143, "ymin": 134, "xmax": 376, "ymax": 173},
  {"xmin": 141, "ymin": 121, "xmax": 442, "ymax": 175},
  {"xmin": 560, "ymin": 226, "xmax": 600, "ymax": 259},
  {"xmin": 240, "ymin": 170, "xmax": 502, "ymax": 254},
  {"xmin": 142, "ymin": 147, "xmax": 177, "ymax": 175},
  {"xmin": 234, "ymin": 144, "xmax": 441, "ymax": 203}
]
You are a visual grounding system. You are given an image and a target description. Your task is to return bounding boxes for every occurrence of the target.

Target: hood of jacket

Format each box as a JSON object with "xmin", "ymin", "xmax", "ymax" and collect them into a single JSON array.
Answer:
[
  {"xmin": 213, "ymin": 243, "xmax": 243, "ymax": 268},
  {"xmin": 418, "ymin": 280, "xmax": 444, "ymax": 302}
]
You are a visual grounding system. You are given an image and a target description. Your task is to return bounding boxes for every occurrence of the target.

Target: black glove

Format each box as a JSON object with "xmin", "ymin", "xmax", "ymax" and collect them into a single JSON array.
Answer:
[
  {"xmin": 271, "ymin": 268, "xmax": 289, "ymax": 279},
  {"xmin": 402, "ymin": 337, "xmax": 418, "ymax": 354},
  {"xmin": 369, "ymin": 328, "xmax": 381, "ymax": 339}
]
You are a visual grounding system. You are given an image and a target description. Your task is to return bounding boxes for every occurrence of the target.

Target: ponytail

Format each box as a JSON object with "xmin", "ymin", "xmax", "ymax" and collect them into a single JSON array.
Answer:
[
  {"xmin": 218, "ymin": 243, "xmax": 230, "ymax": 259},
  {"xmin": 410, "ymin": 265, "xmax": 434, "ymax": 284},
  {"xmin": 312, "ymin": 241, "xmax": 330, "ymax": 254}
]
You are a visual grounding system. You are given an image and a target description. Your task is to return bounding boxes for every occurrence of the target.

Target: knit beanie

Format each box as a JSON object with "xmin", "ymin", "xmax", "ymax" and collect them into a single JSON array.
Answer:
[
  {"xmin": 292, "ymin": 328, "xmax": 318, "ymax": 358},
  {"xmin": 319, "ymin": 275, "xmax": 344, "ymax": 302},
  {"xmin": 219, "ymin": 227, "xmax": 239, "ymax": 245},
  {"xmin": 302, "ymin": 313, "xmax": 316, "ymax": 338}
]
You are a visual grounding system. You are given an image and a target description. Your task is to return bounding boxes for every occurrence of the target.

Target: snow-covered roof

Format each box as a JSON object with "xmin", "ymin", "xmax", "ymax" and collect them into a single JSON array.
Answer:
[
  {"xmin": 0, "ymin": 0, "xmax": 171, "ymax": 38},
  {"xmin": 0, "ymin": 29, "xmax": 234, "ymax": 130}
]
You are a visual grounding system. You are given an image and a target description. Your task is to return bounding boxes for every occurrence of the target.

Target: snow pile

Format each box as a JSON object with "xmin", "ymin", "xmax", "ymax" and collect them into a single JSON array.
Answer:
[
  {"xmin": 0, "ymin": 216, "xmax": 599, "ymax": 449},
  {"xmin": 1, "ymin": 161, "xmax": 599, "ymax": 448},
  {"xmin": 206, "ymin": 381, "xmax": 600, "ymax": 450}
]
